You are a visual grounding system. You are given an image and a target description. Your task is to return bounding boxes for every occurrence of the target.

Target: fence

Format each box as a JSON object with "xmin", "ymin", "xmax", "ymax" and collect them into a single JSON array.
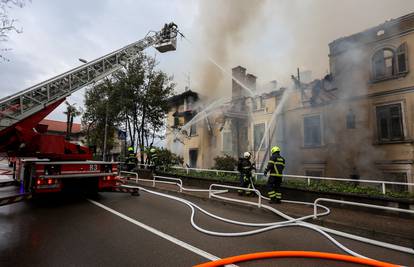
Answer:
[{"xmin": 168, "ymin": 166, "xmax": 414, "ymax": 195}]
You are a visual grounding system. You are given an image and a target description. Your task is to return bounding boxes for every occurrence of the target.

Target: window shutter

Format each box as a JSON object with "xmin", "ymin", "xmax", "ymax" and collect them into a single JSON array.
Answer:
[{"xmin": 396, "ymin": 43, "xmax": 408, "ymax": 74}]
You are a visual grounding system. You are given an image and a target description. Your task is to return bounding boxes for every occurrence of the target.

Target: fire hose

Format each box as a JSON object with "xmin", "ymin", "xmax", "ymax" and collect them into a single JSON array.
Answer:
[{"xmin": 119, "ymin": 183, "xmax": 406, "ymax": 266}]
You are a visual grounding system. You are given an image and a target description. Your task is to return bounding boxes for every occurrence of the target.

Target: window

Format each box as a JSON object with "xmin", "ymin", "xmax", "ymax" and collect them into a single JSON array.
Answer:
[
  {"xmin": 372, "ymin": 49, "xmax": 394, "ymax": 79},
  {"xmin": 382, "ymin": 172, "xmax": 408, "ymax": 192},
  {"xmin": 189, "ymin": 149, "xmax": 198, "ymax": 168},
  {"xmin": 376, "ymin": 103, "xmax": 404, "ymax": 142},
  {"xmin": 253, "ymin": 123, "xmax": 265, "ymax": 151},
  {"xmin": 259, "ymin": 96, "xmax": 265, "ymax": 109},
  {"xmin": 173, "ymin": 116, "xmax": 179, "ymax": 127},
  {"xmin": 222, "ymin": 132, "xmax": 232, "ymax": 152},
  {"xmin": 396, "ymin": 43, "xmax": 408, "ymax": 74},
  {"xmin": 252, "ymin": 97, "xmax": 264, "ymax": 111},
  {"xmin": 304, "ymin": 115, "xmax": 322, "ymax": 147},
  {"xmin": 372, "ymin": 43, "xmax": 408, "ymax": 81},
  {"xmin": 190, "ymin": 123, "xmax": 197, "ymax": 136},
  {"xmin": 346, "ymin": 109, "xmax": 356, "ymax": 129}
]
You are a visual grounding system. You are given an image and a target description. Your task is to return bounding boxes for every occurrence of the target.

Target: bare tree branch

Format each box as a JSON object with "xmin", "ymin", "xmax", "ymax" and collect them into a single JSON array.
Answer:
[{"xmin": 0, "ymin": 0, "xmax": 29, "ymax": 61}]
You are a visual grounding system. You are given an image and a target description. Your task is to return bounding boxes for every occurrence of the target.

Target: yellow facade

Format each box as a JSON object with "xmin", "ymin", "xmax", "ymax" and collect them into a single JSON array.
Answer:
[{"xmin": 166, "ymin": 12, "xmax": 414, "ymax": 187}]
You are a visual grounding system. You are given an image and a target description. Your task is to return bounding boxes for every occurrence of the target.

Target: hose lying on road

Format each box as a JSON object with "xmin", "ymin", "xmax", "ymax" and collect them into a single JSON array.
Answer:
[
  {"xmin": 118, "ymin": 175, "xmax": 412, "ymax": 265},
  {"xmin": 193, "ymin": 251, "xmax": 399, "ymax": 267},
  {"xmin": 122, "ymin": 184, "xmax": 380, "ymax": 261}
]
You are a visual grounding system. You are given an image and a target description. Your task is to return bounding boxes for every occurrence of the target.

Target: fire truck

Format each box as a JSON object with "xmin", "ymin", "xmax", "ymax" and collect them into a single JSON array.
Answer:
[{"xmin": 0, "ymin": 23, "xmax": 180, "ymax": 205}]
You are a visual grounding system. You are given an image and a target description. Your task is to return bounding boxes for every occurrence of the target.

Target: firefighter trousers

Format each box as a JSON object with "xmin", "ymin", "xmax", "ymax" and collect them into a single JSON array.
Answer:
[
  {"xmin": 238, "ymin": 173, "xmax": 253, "ymax": 195},
  {"xmin": 267, "ymin": 176, "xmax": 282, "ymax": 200}
]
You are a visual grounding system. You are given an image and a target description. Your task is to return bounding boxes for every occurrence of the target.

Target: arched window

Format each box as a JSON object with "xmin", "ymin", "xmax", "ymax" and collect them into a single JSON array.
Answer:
[
  {"xmin": 372, "ymin": 43, "xmax": 408, "ymax": 81},
  {"xmin": 372, "ymin": 48, "xmax": 395, "ymax": 79}
]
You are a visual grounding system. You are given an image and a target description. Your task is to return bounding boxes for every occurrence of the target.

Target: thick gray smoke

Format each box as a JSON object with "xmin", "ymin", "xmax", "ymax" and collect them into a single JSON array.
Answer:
[{"xmin": 193, "ymin": 0, "xmax": 266, "ymax": 98}]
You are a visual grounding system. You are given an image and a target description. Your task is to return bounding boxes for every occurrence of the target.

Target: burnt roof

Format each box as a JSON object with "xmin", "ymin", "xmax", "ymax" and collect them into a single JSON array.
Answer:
[
  {"xmin": 167, "ymin": 90, "xmax": 199, "ymax": 106},
  {"xmin": 329, "ymin": 12, "xmax": 414, "ymax": 55}
]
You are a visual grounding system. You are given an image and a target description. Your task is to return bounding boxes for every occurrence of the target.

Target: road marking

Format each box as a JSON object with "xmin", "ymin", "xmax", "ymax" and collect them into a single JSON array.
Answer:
[{"xmin": 88, "ymin": 199, "xmax": 230, "ymax": 264}]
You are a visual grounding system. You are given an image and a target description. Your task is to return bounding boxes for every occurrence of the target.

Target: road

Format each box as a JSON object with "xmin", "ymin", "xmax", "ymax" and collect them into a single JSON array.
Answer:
[{"xmin": 0, "ymin": 186, "xmax": 412, "ymax": 267}]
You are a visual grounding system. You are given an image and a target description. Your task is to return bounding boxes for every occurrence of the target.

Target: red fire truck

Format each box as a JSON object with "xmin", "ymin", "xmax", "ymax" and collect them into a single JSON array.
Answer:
[{"xmin": 0, "ymin": 23, "xmax": 180, "ymax": 205}]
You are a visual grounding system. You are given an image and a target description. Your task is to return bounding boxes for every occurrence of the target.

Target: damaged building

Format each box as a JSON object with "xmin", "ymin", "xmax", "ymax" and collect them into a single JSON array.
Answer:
[{"xmin": 166, "ymin": 11, "xmax": 414, "ymax": 188}]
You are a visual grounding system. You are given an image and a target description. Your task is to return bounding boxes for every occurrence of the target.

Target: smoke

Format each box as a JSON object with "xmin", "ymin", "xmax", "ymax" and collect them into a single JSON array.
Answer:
[{"xmin": 193, "ymin": 0, "xmax": 266, "ymax": 98}]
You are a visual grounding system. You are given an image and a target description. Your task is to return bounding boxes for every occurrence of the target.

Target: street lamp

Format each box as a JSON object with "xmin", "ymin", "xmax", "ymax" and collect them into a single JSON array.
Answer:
[
  {"xmin": 79, "ymin": 58, "xmax": 88, "ymax": 64},
  {"xmin": 103, "ymin": 95, "xmax": 109, "ymax": 161}
]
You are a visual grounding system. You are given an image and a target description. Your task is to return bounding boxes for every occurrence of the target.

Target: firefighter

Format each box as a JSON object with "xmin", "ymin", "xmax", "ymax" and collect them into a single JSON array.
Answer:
[
  {"xmin": 264, "ymin": 146, "xmax": 285, "ymax": 204},
  {"xmin": 237, "ymin": 152, "xmax": 256, "ymax": 196},
  {"xmin": 125, "ymin": 146, "xmax": 137, "ymax": 171},
  {"xmin": 148, "ymin": 148, "xmax": 159, "ymax": 172}
]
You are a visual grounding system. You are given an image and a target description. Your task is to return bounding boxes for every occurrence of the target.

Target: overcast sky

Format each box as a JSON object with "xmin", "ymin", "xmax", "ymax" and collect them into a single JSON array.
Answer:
[{"xmin": 1, "ymin": 0, "xmax": 413, "ymax": 123}]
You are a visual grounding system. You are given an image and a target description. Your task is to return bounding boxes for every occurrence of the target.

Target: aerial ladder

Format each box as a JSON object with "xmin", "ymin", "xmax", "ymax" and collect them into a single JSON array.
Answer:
[{"xmin": 0, "ymin": 22, "xmax": 180, "ymax": 205}]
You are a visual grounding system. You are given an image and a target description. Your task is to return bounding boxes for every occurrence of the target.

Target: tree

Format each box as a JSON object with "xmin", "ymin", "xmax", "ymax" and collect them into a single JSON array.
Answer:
[
  {"xmin": 115, "ymin": 52, "xmax": 175, "ymax": 162},
  {"xmin": 63, "ymin": 101, "xmax": 82, "ymax": 140},
  {"xmin": 0, "ymin": 0, "xmax": 29, "ymax": 61},
  {"xmin": 82, "ymin": 52, "xmax": 175, "ymax": 161},
  {"xmin": 82, "ymin": 79, "xmax": 123, "ymax": 157}
]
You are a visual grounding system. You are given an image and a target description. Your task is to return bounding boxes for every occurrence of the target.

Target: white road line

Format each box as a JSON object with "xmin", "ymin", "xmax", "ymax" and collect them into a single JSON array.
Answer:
[{"xmin": 88, "ymin": 199, "xmax": 230, "ymax": 265}]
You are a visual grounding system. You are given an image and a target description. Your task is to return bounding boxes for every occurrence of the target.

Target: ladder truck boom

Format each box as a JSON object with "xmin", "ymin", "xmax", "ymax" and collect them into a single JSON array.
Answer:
[
  {"xmin": 0, "ymin": 23, "xmax": 180, "ymax": 201},
  {"xmin": 0, "ymin": 22, "xmax": 179, "ymax": 152}
]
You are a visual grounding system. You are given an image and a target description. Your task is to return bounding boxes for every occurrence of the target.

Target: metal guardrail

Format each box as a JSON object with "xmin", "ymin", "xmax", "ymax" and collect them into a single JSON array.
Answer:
[
  {"xmin": 119, "ymin": 171, "xmax": 183, "ymax": 192},
  {"xmin": 154, "ymin": 176, "xmax": 183, "ymax": 192},
  {"xmin": 171, "ymin": 166, "xmax": 414, "ymax": 195},
  {"xmin": 209, "ymin": 183, "xmax": 262, "ymax": 208},
  {"xmin": 313, "ymin": 198, "xmax": 414, "ymax": 219}
]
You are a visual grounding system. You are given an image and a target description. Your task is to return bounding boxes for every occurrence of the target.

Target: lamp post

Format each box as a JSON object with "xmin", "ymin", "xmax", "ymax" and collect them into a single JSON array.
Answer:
[{"xmin": 103, "ymin": 96, "xmax": 109, "ymax": 161}]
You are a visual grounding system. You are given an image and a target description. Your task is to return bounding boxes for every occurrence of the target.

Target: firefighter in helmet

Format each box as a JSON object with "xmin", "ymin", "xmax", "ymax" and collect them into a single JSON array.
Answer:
[
  {"xmin": 264, "ymin": 146, "xmax": 285, "ymax": 204},
  {"xmin": 237, "ymin": 152, "xmax": 256, "ymax": 196},
  {"xmin": 148, "ymin": 147, "xmax": 159, "ymax": 173},
  {"xmin": 125, "ymin": 146, "xmax": 137, "ymax": 171}
]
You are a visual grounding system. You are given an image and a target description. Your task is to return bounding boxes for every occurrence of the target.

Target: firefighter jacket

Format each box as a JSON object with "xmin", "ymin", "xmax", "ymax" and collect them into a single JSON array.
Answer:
[
  {"xmin": 150, "ymin": 152, "xmax": 159, "ymax": 165},
  {"xmin": 265, "ymin": 153, "xmax": 285, "ymax": 178},
  {"xmin": 237, "ymin": 158, "xmax": 255, "ymax": 175}
]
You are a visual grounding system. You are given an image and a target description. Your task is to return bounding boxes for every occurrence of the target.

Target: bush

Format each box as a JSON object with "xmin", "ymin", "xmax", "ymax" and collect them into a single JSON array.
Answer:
[
  {"xmin": 213, "ymin": 154, "xmax": 238, "ymax": 171},
  {"xmin": 153, "ymin": 148, "xmax": 183, "ymax": 166}
]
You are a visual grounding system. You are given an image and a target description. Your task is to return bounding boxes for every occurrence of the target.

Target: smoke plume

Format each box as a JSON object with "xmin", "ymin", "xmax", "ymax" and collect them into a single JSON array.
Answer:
[{"xmin": 193, "ymin": 0, "xmax": 266, "ymax": 98}]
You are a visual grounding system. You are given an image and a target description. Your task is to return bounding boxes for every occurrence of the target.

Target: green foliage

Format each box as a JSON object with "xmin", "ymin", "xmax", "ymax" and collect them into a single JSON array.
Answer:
[
  {"xmin": 82, "ymin": 79, "xmax": 121, "ymax": 153},
  {"xmin": 213, "ymin": 154, "xmax": 238, "ymax": 171},
  {"xmin": 283, "ymin": 179, "xmax": 414, "ymax": 200},
  {"xmin": 162, "ymin": 169, "xmax": 414, "ymax": 200},
  {"xmin": 81, "ymin": 52, "xmax": 175, "ymax": 159},
  {"xmin": 151, "ymin": 147, "xmax": 183, "ymax": 166}
]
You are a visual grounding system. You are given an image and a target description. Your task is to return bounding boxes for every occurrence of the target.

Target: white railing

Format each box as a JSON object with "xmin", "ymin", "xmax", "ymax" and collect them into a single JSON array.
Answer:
[
  {"xmin": 169, "ymin": 166, "xmax": 414, "ymax": 195},
  {"xmin": 155, "ymin": 176, "xmax": 183, "ymax": 192},
  {"xmin": 209, "ymin": 184, "xmax": 262, "ymax": 208},
  {"xmin": 313, "ymin": 198, "xmax": 414, "ymax": 219},
  {"xmin": 120, "ymin": 171, "xmax": 183, "ymax": 192},
  {"xmin": 120, "ymin": 171, "xmax": 139, "ymax": 183}
]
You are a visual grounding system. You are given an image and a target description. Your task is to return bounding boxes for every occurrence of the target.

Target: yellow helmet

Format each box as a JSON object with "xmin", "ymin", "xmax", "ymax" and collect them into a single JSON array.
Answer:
[
  {"xmin": 271, "ymin": 146, "xmax": 280, "ymax": 154},
  {"xmin": 150, "ymin": 148, "xmax": 156, "ymax": 153},
  {"xmin": 128, "ymin": 147, "xmax": 134, "ymax": 152}
]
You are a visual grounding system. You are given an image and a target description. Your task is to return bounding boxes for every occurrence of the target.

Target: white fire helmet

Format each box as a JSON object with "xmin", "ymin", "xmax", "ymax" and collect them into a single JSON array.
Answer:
[{"xmin": 244, "ymin": 152, "xmax": 251, "ymax": 159}]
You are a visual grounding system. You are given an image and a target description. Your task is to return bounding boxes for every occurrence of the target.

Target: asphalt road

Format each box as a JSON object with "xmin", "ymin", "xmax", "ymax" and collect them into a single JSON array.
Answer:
[{"xmin": 0, "ymin": 188, "xmax": 412, "ymax": 267}]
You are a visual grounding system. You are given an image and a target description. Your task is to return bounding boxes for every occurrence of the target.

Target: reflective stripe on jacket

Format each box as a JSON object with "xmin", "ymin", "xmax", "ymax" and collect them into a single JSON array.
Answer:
[{"xmin": 265, "ymin": 153, "xmax": 285, "ymax": 177}]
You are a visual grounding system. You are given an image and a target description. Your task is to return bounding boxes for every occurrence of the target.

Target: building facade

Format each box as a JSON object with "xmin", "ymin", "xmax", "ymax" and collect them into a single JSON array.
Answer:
[{"xmin": 166, "ymin": 12, "xmax": 414, "ymax": 188}]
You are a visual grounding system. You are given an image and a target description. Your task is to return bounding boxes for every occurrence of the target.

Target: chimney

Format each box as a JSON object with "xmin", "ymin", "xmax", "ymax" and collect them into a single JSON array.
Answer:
[
  {"xmin": 232, "ymin": 66, "xmax": 246, "ymax": 99},
  {"xmin": 246, "ymin": 73, "xmax": 257, "ymax": 92}
]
